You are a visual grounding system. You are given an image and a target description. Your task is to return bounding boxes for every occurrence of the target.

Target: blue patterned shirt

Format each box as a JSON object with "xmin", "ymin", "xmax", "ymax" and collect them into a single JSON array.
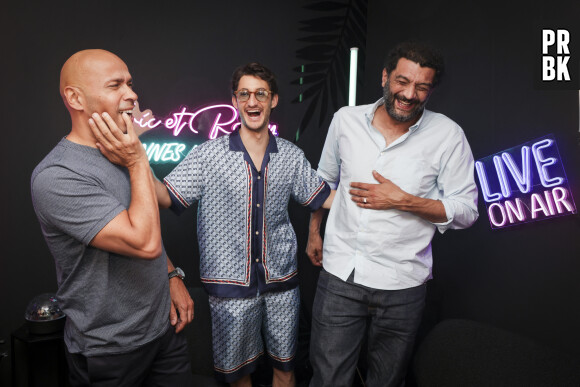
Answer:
[{"xmin": 164, "ymin": 130, "xmax": 330, "ymax": 298}]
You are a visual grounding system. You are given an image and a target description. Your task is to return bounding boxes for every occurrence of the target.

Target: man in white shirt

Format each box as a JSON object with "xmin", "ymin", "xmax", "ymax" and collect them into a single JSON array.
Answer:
[{"xmin": 307, "ymin": 41, "xmax": 479, "ymax": 387}]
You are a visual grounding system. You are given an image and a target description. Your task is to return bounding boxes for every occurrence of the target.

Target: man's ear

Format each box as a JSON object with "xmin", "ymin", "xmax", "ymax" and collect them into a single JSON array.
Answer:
[
  {"xmin": 63, "ymin": 86, "xmax": 83, "ymax": 111},
  {"xmin": 271, "ymin": 94, "xmax": 279, "ymax": 109},
  {"xmin": 381, "ymin": 68, "xmax": 388, "ymax": 87},
  {"xmin": 232, "ymin": 95, "xmax": 238, "ymax": 110}
]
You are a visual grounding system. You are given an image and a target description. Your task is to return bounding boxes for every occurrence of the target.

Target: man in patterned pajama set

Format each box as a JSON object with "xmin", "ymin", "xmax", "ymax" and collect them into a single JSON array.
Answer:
[{"xmin": 158, "ymin": 63, "xmax": 334, "ymax": 387}]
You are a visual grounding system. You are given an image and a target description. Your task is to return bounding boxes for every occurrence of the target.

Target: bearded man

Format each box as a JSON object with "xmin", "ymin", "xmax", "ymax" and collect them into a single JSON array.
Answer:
[{"xmin": 307, "ymin": 41, "xmax": 479, "ymax": 387}]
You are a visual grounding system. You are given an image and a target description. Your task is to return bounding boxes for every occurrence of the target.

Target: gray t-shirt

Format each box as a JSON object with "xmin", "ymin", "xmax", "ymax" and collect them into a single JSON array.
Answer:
[{"xmin": 31, "ymin": 138, "xmax": 170, "ymax": 356}]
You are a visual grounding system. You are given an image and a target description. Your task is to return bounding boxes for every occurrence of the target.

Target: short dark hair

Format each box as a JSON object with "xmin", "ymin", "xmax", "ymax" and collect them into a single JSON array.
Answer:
[
  {"xmin": 231, "ymin": 62, "xmax": 279, "ymax": 95},
  {"xmin": 384, "ymin": 41, "xmax": 445, "ymax": 87}
]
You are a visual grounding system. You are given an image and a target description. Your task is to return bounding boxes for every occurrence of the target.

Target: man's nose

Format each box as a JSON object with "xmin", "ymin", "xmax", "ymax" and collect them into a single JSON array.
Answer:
[
  {"xmin": 400, "ymin": 85, "xmax": 416, "ymax": 100},
  {"xmin": 125, "ymin": 86, "xmax": 138, "ymax": 102},
  {"xmin": 246, "ymin": 92, "xmax": 259, "ymax": 105}
]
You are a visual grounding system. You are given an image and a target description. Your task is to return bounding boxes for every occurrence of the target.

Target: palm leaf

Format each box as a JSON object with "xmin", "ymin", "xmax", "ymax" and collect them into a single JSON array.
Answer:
[
  {"xmin": 292, "ymin": 63, "xmax": 328, "ymax": 73},
  {"xmin": 292, "ymin": 0, "xmax": 368, "ymax": 141},
  {"xmin": 296, "ymin": 95, "xmax": 320, "ymax": 141},
  {"xmin": 304, "ymin": 1, "xmax": 348, "ymax": 11},
  {"xmin": 291, "ymin": 73, "xmax": 326, "ymax": 85},
  {"xmin": 297, "ymin": 35, "xmax": 340, "ymax": 43},
  {"xmin": 318, "ymin": 84, "xmax": 329, "ymax": 127}
]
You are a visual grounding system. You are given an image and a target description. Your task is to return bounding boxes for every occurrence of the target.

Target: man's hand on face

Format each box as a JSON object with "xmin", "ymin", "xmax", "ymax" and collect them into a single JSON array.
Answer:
[
  {"xmin": 349, "ymin": 170, "xmax": 408, "ymax": 210},
  {"xmin": 88, "ymin": 111, "xmax": 146, "ymax": 169}
]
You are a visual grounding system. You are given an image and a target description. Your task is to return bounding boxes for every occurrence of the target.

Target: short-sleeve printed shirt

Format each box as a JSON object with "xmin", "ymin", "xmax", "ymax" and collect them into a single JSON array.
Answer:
[{"xmin": 164, "ymin": 130, "xmax": 330, "ymax": 298}]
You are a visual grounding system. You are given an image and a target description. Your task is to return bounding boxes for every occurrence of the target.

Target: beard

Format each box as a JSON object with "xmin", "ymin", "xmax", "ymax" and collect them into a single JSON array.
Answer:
[{"xmin": 383, "ymin": 79, "xmax": 428, "ymax": 123}]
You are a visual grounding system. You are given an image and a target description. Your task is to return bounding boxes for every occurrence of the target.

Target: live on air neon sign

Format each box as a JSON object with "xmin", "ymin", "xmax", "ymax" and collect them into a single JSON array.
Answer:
[
  {"xmin": 132, "ymin": 102, "xmax": 278, "ymax": 164},
  {"xmin": 475, "ymin": 134, "xmax": 577, "ymax": 229}
]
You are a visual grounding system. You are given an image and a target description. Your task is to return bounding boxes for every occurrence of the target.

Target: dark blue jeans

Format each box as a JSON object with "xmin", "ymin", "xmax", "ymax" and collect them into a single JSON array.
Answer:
[{"xmin": 309, "ymin": 270, "xmax": 426, "ymax": 387}]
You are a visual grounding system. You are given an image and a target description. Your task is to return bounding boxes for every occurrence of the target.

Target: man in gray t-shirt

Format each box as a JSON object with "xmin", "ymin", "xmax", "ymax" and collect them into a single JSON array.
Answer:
[{"xmin": 31, "ymin": 49, "xmax": 193, "ymax": 386}]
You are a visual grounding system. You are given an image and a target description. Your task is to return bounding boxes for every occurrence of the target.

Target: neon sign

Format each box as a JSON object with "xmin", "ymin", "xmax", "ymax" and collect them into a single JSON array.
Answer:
[
  {"xmin": 133, "ymin": 102, "xmax": 278, "ymax": 165},
  {"xmin": 143, "ymin": 142, "xmax": 189, "ymax": 163},
  {"xmin": 475, "ymin": 134, "xmax": 576, "ymax": 229}
]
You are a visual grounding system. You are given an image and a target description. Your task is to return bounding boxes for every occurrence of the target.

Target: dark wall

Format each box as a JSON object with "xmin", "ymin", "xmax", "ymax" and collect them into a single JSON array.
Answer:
[{"xmin": 363, "ymin": 0, "xmax": 580, "ymax": 355}]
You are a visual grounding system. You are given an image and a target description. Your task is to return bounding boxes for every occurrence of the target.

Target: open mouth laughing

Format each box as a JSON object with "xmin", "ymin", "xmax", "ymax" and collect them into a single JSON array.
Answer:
[
  {"xmin": 119, "ymin": 109, "xmax": 133, "ymax": 118},
  {"xmin": 394, "ymin": 96, "xmax": 418, "ymax": 111},
  {"xmin": 245, "ymin": 109, "xmax": 263, "ymax": 121}
]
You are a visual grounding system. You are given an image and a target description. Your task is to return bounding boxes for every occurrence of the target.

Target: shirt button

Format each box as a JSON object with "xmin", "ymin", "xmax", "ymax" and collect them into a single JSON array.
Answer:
[
  {"xmin": 257, "ymin": 204, "xmax": 260, "ymax": 207},
  {"xmin": 257, "ymin": 176, "xmax": 261, "ymax": 180},
  {"xmin": 255, "ymin": 231, "xmax": 259, "ymax": 235},
  {"xmin": 255, "ymin": 259, "xmax": 259, "ymax": 263}
]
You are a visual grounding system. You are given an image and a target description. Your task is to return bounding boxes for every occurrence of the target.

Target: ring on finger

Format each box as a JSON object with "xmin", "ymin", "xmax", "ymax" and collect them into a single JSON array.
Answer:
[{"xmin": 363, "ymin": 197, "xmax": 367, "ymax": 204}]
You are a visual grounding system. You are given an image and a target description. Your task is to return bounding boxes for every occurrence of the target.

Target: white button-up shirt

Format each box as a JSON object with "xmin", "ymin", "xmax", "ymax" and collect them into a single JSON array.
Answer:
[{"xmin": 319, "ymin": 99, "xmax": 478, "ymax": 290}]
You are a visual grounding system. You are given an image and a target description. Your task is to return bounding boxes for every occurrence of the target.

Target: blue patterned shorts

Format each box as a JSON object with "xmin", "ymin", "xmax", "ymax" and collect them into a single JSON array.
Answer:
[{"xmin": 208, "ymin": 287, "xmax": 299, "ymax": 382}]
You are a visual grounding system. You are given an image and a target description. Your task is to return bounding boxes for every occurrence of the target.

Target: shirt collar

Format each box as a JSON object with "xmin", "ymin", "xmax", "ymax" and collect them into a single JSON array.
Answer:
[
  {"xmin": 229, "ymin": 127, "xmax": 279, "ymax": 153},
  {"xmin": 365, "ymin": 97, "xmax": 427, "ymax": 134}
]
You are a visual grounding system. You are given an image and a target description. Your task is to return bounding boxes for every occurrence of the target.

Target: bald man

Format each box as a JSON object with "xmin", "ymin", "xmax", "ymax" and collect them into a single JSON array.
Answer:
[{"xmin": 31, "ymin": 49, "xmax": 194, "ymax": 386}]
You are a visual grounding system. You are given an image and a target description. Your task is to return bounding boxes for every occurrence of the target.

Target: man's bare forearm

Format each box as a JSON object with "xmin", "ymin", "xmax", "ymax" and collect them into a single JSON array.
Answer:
[
  {"xmin": 309, "ymin": 207, "xmax": 326, "ymax": 234},
  {"xmin": 322, "ymin": 190, "xmax": 336, "ymax": 209},
  {"xmin": 396, "ymin": 194, "xmax": 447, "ymax": 223},
  {"xmin": 349, "ymin": 170, "xmax": 447, "ymax": 224},
  {"xmin": 306, "ymin": 208, "xmax": 327, "ymax": 266},
  {"xmin": 88, "ymin": 112, "xmax": 162, "ymax": 258},
  {"xmin": 154, "ymin": 176, "xmax": 172, "ymax": 209},
  {"xmin": 125, "ymin": 158, "xmax": 162, "ymax": 256}
]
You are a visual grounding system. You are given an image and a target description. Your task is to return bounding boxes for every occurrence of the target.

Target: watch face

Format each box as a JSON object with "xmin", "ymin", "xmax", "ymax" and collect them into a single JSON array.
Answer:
[{"xmin": 170, "ymin": 267, "xmax": 185, "ymax": 280}]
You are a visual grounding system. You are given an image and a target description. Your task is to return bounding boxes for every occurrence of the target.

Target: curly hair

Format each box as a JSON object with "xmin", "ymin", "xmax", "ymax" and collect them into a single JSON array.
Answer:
[
  {"xmin": 231, "ymin": 62, "xmax": 278, "ymax": 95},
  {"xmin": 384, "ymin": 41, "xmax": 445, "ymax": 87}
]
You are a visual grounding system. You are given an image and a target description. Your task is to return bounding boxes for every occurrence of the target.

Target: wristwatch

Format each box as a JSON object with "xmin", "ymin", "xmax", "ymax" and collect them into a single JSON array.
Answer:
[{"xmin": 168, "ymin": 267, "xmax": 185, "ymax": 280}]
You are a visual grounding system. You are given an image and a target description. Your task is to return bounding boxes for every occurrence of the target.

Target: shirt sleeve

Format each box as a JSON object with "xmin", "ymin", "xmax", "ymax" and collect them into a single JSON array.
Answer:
[
  {"xmin": 434, "ymin": 127, "xmax": 479, "ymax": 233},
  {"xmin": 163, "ymin": 146, "xmax": 203, "ymax": 215},
  {"xmin": 317, "ymin": 112, "xmax": 341, "ymax": 189},
  {"xmin": 31, "ymin": 166, "xmax": 125, "ymax": 245},
  {"xmin": 291, "ymin": 149, "xmax": 331, "ymax": 211}
]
